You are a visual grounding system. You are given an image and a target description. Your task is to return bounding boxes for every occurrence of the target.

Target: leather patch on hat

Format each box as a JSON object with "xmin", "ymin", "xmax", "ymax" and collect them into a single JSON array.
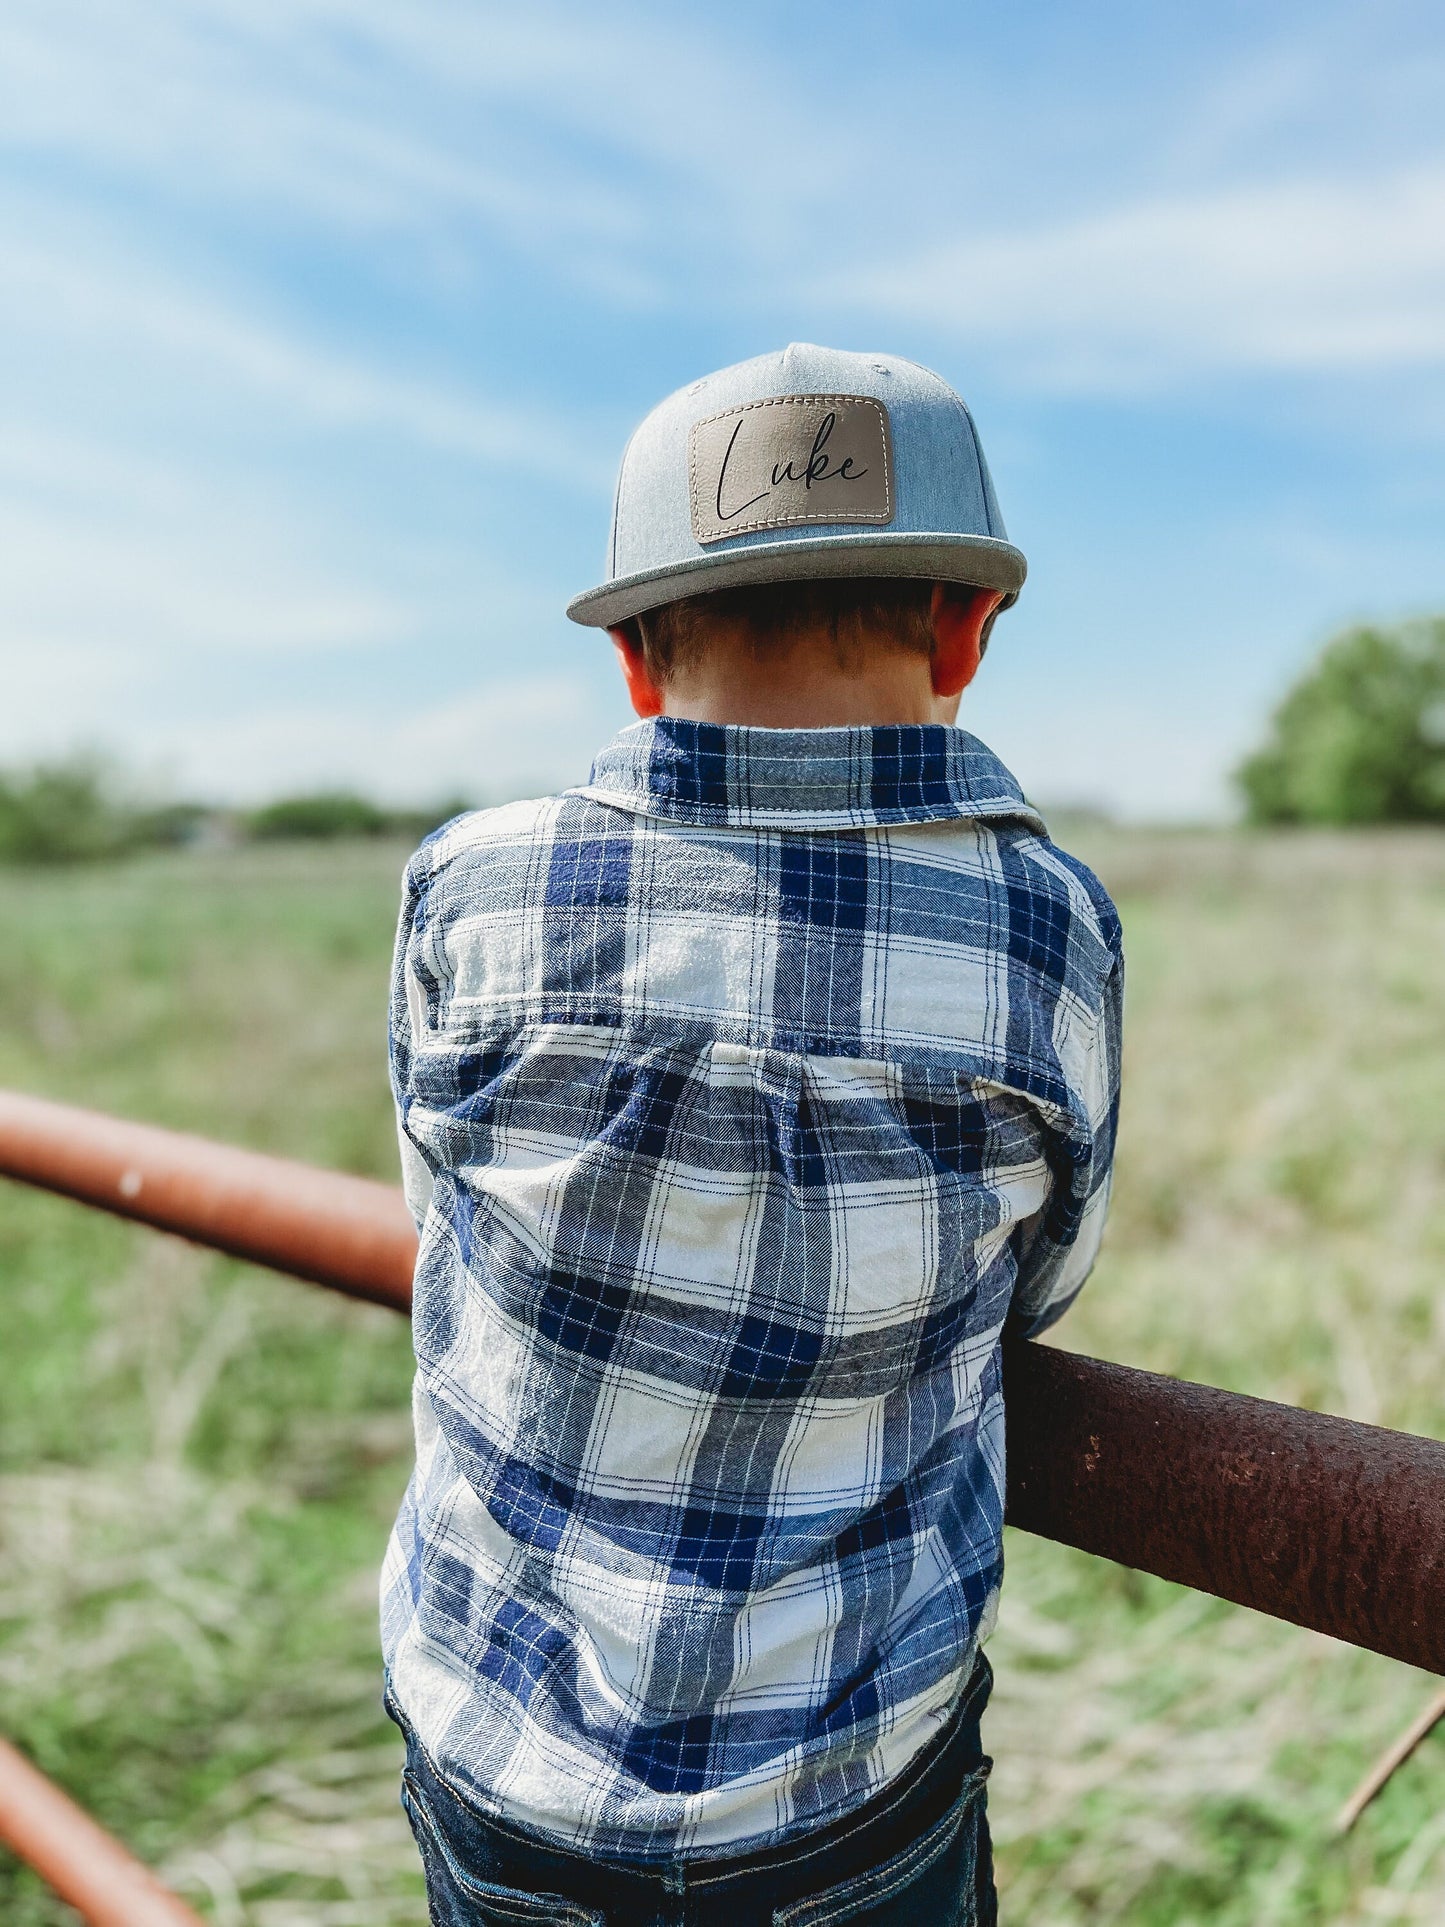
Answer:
[{"xmin": 689, "ymin": 394, "xmax": 893, "ymax": 544}]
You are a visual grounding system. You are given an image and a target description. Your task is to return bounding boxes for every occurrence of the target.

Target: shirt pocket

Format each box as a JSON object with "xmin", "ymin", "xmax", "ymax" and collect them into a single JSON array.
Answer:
[{"xmin": 419, "ymin": 1020, "xmax": 696, "ymax": 1282}]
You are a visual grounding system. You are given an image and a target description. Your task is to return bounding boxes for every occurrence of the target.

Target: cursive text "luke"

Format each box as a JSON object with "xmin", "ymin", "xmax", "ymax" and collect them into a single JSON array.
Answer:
[{"xmin": 715, "ymin": 411, "xmax": 870, "ymax": 524}]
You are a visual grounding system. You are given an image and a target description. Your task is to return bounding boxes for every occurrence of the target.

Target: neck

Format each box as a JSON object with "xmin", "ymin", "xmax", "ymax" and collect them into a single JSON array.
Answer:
[{"xmin": 659, "ymin": 637, "xmax": 959, "ymax": 729}]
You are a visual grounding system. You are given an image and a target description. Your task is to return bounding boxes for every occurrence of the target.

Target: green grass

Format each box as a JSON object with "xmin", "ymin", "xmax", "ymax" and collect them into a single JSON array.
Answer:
[
  {"xmin": 1, "ymin": 829, "xmax": 1443, "ymax": 1923},
  {"xmin": 0, "ymin": 845, "xmax": 421, "ymax": 1926}
]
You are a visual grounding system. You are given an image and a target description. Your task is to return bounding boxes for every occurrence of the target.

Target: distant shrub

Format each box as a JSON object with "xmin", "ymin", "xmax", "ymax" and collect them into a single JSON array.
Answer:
[
  {"xmin": 245, "ymin": 792, "xmax": 392, "ymax": 841},
  {"xmin": 0, "ymin": 760, "xmax": 146, "ymax": 864},
  {"xmin": 1237, "ymin": 618, "xmax": 1445, "ymax": 825},
  {"xmin": 244, "ymin": 792, "xmax": 474, "ymax": 843}
]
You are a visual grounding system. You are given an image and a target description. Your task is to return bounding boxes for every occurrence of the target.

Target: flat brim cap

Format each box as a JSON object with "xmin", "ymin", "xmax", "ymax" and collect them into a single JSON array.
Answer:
[{"xmin": 567, "ymin": 343, "xmax": 1026, "ymax": 628}]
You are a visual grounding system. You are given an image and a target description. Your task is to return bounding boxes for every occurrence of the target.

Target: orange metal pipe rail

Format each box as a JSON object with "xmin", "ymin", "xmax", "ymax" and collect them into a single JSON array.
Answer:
[
  {"xmin": 0, "ymin": 1737, "xmax": 203, "ymax": 1927},
  {"xmin": 0, "ymin": 1087, "xmax": 417, "ymax": 1307},
  {"xmin": 2, "ymin": 1085, "xmax": 1444, "ymax": 1918},
  {"xmin": 0, "ymin": 1086, "xmax": 415, "ymax": 1922}
]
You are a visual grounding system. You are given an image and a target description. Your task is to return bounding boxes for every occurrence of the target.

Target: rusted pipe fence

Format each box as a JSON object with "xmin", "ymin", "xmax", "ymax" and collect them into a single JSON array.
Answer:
[
  {"xmin": 0, "ymin": 1737, "xmax": 204, "ymax": 1927},
  {"xmin": 0, "ymin": 1088, "xmax": 417, "ymax": 1923},
  {"xmin": 0, "ymin": 1088, "xmax": 417, "ymax": 1307},
  {"xmin": 2, "ymin": 1085, "xmax": 1444, "ymax": 1918},
  {"xmin": 3, "ymin": 1087, "xmax": 1443, "ymax": 1671},
  {"xmin": 1005, "ymin": 1346, "xmax": 1445, "ymax": 1672}
]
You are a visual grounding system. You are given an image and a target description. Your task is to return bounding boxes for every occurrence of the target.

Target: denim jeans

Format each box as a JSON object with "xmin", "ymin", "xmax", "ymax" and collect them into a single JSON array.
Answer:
[{"xmin": 390, "ymin": 1654, "xmax": 996, "ymax": 1927}]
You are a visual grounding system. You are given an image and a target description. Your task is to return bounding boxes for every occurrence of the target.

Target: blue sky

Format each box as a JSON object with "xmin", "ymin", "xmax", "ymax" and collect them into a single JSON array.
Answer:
[{"xmin": 1, "ymin": 0, "xmax": 1442, "ymax": 817}]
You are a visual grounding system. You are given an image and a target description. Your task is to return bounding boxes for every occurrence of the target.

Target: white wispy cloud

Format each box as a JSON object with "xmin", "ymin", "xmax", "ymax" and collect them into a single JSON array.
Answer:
[
  {"xmin": 827, "ymin": 164, "xmax": 1445, "ymax": 387},
  {"xmin": 0, "ymin": 496, "xmax": 406, "ymax": 664},
  {"xmin": 0, "ymin": 0, "xmax": 837, "ymax": 284},
  {"xmin": 110, "ymin": 676, "xmax": 626, "ymax": 806},
  {"xmin": 0, "ymin": 203, "xmax": 612, "ymax": 487},
  {"xmin": 0, "ymin": 416, "xmax": 583, "ymax": 776},
  {"xmin": 0, "ymin": 436, "xmax": 414, "ymax": 771},
  {"xmin": 0, "ymin": 0, "xmax": 636, "ymax": 254},
  {"xmin": 11, "ymin": 0, "xmax": 1441, "ymax": 395}
]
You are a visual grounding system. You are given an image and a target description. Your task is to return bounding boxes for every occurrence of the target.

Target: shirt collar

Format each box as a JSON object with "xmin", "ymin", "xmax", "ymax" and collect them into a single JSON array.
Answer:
[{"xmin": 575, "ymin": 717, "xmax": 1046, "ymax": 832}]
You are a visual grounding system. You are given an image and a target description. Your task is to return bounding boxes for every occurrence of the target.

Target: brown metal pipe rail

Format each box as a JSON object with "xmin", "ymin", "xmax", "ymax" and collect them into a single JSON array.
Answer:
[
  {"xmin": 1003, "ymin": 1345, "xmax": 1445, "ymax": 1672},
  {"xmin": 2, "ymin": 1086, "xmax": 1443, "ymax": 1686}
]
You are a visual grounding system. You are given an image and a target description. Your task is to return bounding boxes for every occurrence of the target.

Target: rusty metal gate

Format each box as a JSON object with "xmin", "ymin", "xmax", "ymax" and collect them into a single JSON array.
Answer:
[{"xmin": 2, "ymin": 1087, "xmax": 1442, "ymax": 1923}]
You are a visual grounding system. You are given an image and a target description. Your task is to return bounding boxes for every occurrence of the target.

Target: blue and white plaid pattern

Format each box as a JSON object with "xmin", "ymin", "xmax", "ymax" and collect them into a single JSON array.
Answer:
[{"xmin": 381, "ymin": 719, "xmax": 1122, "ymax": 1861}]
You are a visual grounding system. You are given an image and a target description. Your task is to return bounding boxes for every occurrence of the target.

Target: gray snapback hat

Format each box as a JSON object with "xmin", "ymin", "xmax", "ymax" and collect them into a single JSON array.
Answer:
[{"xmin": 566, "ymin": 342, "xmax": 1026, "ymax": 628}]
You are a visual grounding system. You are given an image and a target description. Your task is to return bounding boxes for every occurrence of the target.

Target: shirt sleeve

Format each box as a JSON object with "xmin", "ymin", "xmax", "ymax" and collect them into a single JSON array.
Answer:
[
  {"xmin": 1007, "ymin": 941, "xmax": 1124, "ymax": 1339},
  {"xmin": 389, "ymin": 855, "xmax": 440, "ymax": 1234}
]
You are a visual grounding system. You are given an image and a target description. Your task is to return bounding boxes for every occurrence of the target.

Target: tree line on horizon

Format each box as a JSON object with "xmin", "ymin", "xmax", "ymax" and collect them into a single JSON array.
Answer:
[
  {"xmin": 2, "ymin": 616, "xmax": 1442, "ymax": 863},
  {"xmin": 0, "ymin": 769, "xmax": 475, "ymax": 865}
]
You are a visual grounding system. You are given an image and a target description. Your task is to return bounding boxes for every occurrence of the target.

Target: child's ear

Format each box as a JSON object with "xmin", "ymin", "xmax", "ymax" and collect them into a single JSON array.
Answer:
[
  {"xmin": 929, "ymin": 586, "xmax": 1003, "ymax": 699},
  {"xmin": 609, "ymin": 624, "xmax": 666, "ymax": 718}
]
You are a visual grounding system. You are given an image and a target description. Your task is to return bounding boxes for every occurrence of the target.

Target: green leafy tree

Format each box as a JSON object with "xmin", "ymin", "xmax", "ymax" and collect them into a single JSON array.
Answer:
[
  {"xmin": 1237, "ymin": 619, "xmax": 1445, "ymax": 824},
  {"xmin": 245, "ymin": 792, "xmax": 391, "ymax": 840},
  {"xmin": 0, "ymin": 759, "xmax": 145, "ymax": 863}
]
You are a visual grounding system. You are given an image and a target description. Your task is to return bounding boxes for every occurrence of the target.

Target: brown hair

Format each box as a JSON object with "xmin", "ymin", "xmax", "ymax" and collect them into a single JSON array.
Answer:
[{"xmin": 628, "ymin": 578, "xmax": 942, "ymax": 685}]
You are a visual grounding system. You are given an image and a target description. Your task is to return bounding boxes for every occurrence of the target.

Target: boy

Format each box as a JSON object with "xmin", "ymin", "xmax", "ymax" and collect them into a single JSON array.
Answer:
[{"xmin": 383, "ymin": 345, "xmax": 1123, "ymax": 1925}]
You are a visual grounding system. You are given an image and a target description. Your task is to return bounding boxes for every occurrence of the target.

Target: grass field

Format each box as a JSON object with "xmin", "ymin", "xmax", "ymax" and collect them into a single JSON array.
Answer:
[{"xmin": 1, "ymin": 828, "xmax": 1443, "ymax": 1924}]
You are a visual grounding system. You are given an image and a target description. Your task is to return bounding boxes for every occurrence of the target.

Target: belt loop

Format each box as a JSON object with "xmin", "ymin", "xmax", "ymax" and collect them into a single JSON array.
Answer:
[{"xmin": 661, "ymin": 1858, "xmax": 687, "ymax": 1895}]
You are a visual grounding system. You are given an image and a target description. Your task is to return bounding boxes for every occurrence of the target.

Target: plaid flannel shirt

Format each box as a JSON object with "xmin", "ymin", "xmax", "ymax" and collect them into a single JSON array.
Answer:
[{"xmin": 381, "ymin": 718, "xmax": 1123, "ymax": 1861}]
